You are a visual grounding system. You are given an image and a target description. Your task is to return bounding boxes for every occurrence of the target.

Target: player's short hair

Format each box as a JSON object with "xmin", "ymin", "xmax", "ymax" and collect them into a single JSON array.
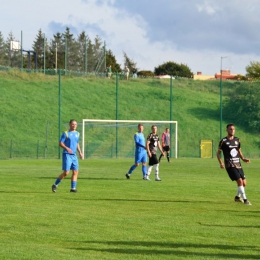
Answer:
[
  {"xmin": 69, "ymin": 119, "xmax": 77, "ymax": 124},
  {"xmin": 226, "ymin": 123, "xmax": 234, "ymax": 129},
  {"xmin": 151, "ymin": 125, "xmax": 157, "ymax": 129},
  {"xmin": 138, "ymin": 123, "xmax": 143, "ymax": 127}
]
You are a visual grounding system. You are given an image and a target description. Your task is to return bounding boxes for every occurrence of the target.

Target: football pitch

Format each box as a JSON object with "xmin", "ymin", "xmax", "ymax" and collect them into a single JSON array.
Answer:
[{"xmin": 0, "ymin": 158, "xmax": 259, "ymax": 260}]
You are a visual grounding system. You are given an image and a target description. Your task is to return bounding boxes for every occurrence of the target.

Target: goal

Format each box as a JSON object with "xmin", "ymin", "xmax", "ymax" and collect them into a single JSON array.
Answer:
[{"xmin": 81, "ymin": 119, "xmax": 178, "ymax": 159}]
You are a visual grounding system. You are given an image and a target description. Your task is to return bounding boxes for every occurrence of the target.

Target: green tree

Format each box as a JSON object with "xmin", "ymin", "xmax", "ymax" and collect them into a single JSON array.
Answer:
[
  {"xmin": 138, "ymin": 70, "xmax": 155, "ymax": 77},
  {"xmin": 77, "ymin": 31, "xmax": 88, "ymax": 72},
  {"xmin": 62, "ymin": 27, "xmax": 78, "ymax": 71},
  {"xmin": 154, "ymin": 61, "xmax": 193, "ymax": 78},
  {"xmin": 233, "ymin": 74, "xmax": 248, "ymax": 81},
  {"xmin": 106, "ymin": 49, "xmax": 121, "ymax": 73},
  {"xmin": 48, "ymin": 32, "xmax": 64, "ymax": 70},
  {"xmin": 246, "ymin": 61, "xmax": 260, "ymax": 80},
  {"xmin": 123, "ymin": 51, "xmax": 136, "ymax": 73},
  {"xmin": 32, "ymin": 29, "xmax": 45, "ymax": 69},
  {"xmin": 224, "ymin": 82, "xmax": 260, "ymax": 132},
  {"xmin": 93, "ymin": 35, "xmax": 105, "ymax": 73},
  {"xmin": 86, "ymin": 39, "xmax": 95, "ymax": 72},
  {"xmin": 0, "ymin": 31, "xmax": 6, "ymax": 66},
  {"xmin": 5, "ymin": 31, "xmax": 20, "ymax": 68}
]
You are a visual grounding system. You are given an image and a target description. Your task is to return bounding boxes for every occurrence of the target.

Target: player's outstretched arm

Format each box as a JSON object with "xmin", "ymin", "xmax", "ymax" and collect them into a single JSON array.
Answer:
[{"xmin": 238, "ymin": 149, "xmax": 250, "ymax": 163}]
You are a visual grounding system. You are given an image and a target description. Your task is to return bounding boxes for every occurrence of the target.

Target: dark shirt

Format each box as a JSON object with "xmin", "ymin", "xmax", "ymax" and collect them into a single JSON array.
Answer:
[
  {"xmin": 147, "ymin": 133, "xmax": 159, "ymax": 154},
  {"xmin": 218, "ymin": 136, "xmax": 242, "ymax": 168}
]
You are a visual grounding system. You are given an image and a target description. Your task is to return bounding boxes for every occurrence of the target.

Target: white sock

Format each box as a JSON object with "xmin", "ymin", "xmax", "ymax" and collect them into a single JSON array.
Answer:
[
  {"xmin": 238, "ymin": 186, "xmax": 247, "ymax": 200},
  {"xmin": 147, "ymin": 166, "xmax": 153, "ymax": 176},
  {"xmin": 155, "ymin": 164, "xmax": 159, "ymax": 178},
  {"xmin": 236, "ymin": 188, "xmax": 241, "ymax": 197}
]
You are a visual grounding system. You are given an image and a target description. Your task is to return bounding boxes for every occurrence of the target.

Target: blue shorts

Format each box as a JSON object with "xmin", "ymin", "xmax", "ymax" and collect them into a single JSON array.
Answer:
[
  {"xmin": 135, "ymin": 152, "xmax": 147, "ymax": 164},
  {"xmin": 62, "ymin": 153, "xmax": 79, "ymax": 171}
]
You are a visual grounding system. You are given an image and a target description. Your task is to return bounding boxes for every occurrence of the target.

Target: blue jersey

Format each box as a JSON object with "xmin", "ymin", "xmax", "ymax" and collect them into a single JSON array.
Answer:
[
  {"xmin": 60, "ymin": 131, "xmax": 80, "ymax": 154},
  {"xmin": 134, "ymin": 132, "xmax": 146, "ymax": 154}
]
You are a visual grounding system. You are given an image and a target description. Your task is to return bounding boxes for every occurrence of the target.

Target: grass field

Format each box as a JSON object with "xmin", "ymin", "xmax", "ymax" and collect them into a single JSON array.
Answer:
[{"xmin": 0, "ymin": 158, "xmax": 259, "ymax": 259}]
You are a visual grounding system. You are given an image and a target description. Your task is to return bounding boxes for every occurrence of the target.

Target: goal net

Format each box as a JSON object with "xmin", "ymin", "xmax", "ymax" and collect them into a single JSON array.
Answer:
[{"xmin": 81, "ymin": 119, "xmax": 178, "ymax": 159}]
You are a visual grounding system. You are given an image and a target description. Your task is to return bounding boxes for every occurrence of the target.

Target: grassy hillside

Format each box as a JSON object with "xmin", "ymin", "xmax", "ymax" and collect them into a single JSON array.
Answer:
[{"xmin": 1, "ymin": 70, "xmax": 260, "ymax": 159}]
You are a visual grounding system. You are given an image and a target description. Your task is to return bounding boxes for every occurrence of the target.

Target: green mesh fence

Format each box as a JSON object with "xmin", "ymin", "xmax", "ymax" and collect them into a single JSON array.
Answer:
[{"xmin": 1, "ymin": 69, "xmax": 260, "ymax": 160}]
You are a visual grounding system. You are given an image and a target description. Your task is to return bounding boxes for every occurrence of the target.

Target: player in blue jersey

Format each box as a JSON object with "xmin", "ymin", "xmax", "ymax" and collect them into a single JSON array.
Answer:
[
  {"xmin": 52, "ymin": 119, "xmax": 83, "ymax": 193},
  {"xmin": 126, "ymin": 124, "xmax": 148, "ymax": 180},
  {"xmin": 217, "ymin": 123, "xmax": 251, "ymax": 205}
]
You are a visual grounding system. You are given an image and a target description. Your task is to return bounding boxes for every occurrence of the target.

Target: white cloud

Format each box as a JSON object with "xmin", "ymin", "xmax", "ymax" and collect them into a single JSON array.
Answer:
[
  {"xmin": 196, "ymin": 0, "xmax": 219, "ymax": 15},
  {"xmin": 1, "ymin": 0, "xmax": 260, "ymax": 75}
]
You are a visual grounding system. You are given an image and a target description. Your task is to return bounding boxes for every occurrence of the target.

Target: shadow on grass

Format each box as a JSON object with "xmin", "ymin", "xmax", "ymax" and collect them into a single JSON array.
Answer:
[
  {"xmin": 0, "ymin": 190, "xmax": 225, "ymax": 204},
  {"xmin": 198, "ymin": 222, "xmax": 260, "ymax": 228},
  {"xmin": 187, "ymin": 107, "xmax": 219, "ymax": 121},
  {"xmin": 38, "ymin": 176, "xmax": 123, "ymax": 181},
  {"xmin": 68, "ymin": 240, "xmax": 260, "ymax": 258},
  {"xmin": 0, "ymin": 190, "xmax": 48, "ymax": 193},
  {"xmin": 39, "ymin": 176, "xmax": 177, "ymax": 181},
  {"xmin": 69, "ymin": 197, "xmax": 222, "ymax": 204}
]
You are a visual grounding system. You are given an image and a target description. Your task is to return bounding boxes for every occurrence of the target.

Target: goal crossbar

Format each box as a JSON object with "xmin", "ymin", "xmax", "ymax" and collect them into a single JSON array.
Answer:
[{"xmin": 82, "ymin": 119, "xmax": 178, "ymax": 159}]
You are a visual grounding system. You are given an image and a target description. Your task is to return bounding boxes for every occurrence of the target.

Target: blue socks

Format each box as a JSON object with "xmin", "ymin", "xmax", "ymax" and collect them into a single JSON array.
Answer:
[
  {"xmin": 71, "ymin": 181, "xmax": 77, "ymax": 190},
  {"xmin": 128, "ymin": 164, "xmax": 147, "ymax": 177},
  {"xmin": 128, "ymin": 164, "xmax": 137, "ymax": 174},
  {"xmin": 142, "ymin": 165, "xmax": 147, "ymax": 177},
  {"xmin": 54, "ymin": 178, "xmax": 62, "ymax": 186},
  {"xmin": 54, "ymin": 179, "xmax": 77, "ymax": 190}
]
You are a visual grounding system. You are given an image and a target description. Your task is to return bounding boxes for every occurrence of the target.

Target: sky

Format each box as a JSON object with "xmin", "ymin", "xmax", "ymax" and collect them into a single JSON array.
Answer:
[{"xmin": 1, "ymin": 0, "xmax": 260, "ymax": 75}]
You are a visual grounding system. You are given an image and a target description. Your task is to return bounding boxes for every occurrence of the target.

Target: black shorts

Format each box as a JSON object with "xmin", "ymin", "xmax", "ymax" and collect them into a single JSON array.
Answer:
[
  {"xmin": 226, "ymin": 167, "xmax": 245, "ymax": 181},
  {"xmin": 163, "ymin": 146, "xmax": 170, "ymax": 152},
  {"xmin": 148, "ymin": 154, "xmax": 159, "ymax": 166}
]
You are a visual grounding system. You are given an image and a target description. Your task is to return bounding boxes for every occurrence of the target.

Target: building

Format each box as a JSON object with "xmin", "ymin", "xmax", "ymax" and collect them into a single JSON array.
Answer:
[
  {"xmin": 214, "ymin": 70, "xmax": 238, "ymax": 80},
  {"xmin": 193, "ymin": 71, "xmax": 215, "ymax": 80},
  {"xmin": 193, "ymin": 70, "xmax": 240, "ymax": 80}
]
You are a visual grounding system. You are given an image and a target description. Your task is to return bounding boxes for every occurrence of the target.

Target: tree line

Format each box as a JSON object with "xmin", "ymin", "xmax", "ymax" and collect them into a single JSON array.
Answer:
[
  {"xmin": 4, "ymin": 26, "xmax": 259, "ymax": 79},
  {"xmin": 0, "ymin": 27, "xmax": 195, "ymax": 77},
  {"xmin": 0, "ymin": 27, "xmax": 124, "ymax": 73},
  {"xmin": 0, "ymin": 25, "xmax": 221, "ymax": 78}
]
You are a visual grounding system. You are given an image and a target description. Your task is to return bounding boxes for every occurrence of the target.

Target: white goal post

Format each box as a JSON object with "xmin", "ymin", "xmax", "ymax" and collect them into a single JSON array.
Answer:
[{"xmin": 81, "ymin": 119, "xmax": 178, "ymax": 159}]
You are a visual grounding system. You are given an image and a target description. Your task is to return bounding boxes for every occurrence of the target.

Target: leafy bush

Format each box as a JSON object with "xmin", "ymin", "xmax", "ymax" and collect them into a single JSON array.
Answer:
[
  {"xmin": 223, "ymin": 81, "xmax": 260, "ymax": 132},
  {"xmin": 137, "ymin": 70, "xmax": 155, "ymax": 77},
  {"xmin": 154, "ymin": 61, "xmax": 193, "ymax": 78}
]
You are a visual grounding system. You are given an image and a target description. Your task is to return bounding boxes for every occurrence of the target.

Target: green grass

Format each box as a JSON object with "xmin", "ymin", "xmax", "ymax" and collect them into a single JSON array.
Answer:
[{"xmin": 0, "ymin": 158, "xmax": 259, "ymax": 259}]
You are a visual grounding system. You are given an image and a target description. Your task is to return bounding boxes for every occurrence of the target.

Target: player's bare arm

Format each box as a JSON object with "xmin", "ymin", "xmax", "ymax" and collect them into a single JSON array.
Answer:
[
  {"xmin": 59, "ymin": 141, "xmax": 73, "ymax": 154},
  {"xmin": 146, "ymin": 141, "xmax": 152, "ymax": 157},
  {"xmin": 216, "ymin": 149, "xmax": 225, "ymax": 168},
  {"xmin": 77, "ymin": 144, "xmax": 83, "ymax": 159},
  {"xmin": 158, "ymin": 141, "xmax": 165, "ymax": 157},
  {"xmin": 238, "ymin": 149, "xmax": 250, "ymax": 163}
]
